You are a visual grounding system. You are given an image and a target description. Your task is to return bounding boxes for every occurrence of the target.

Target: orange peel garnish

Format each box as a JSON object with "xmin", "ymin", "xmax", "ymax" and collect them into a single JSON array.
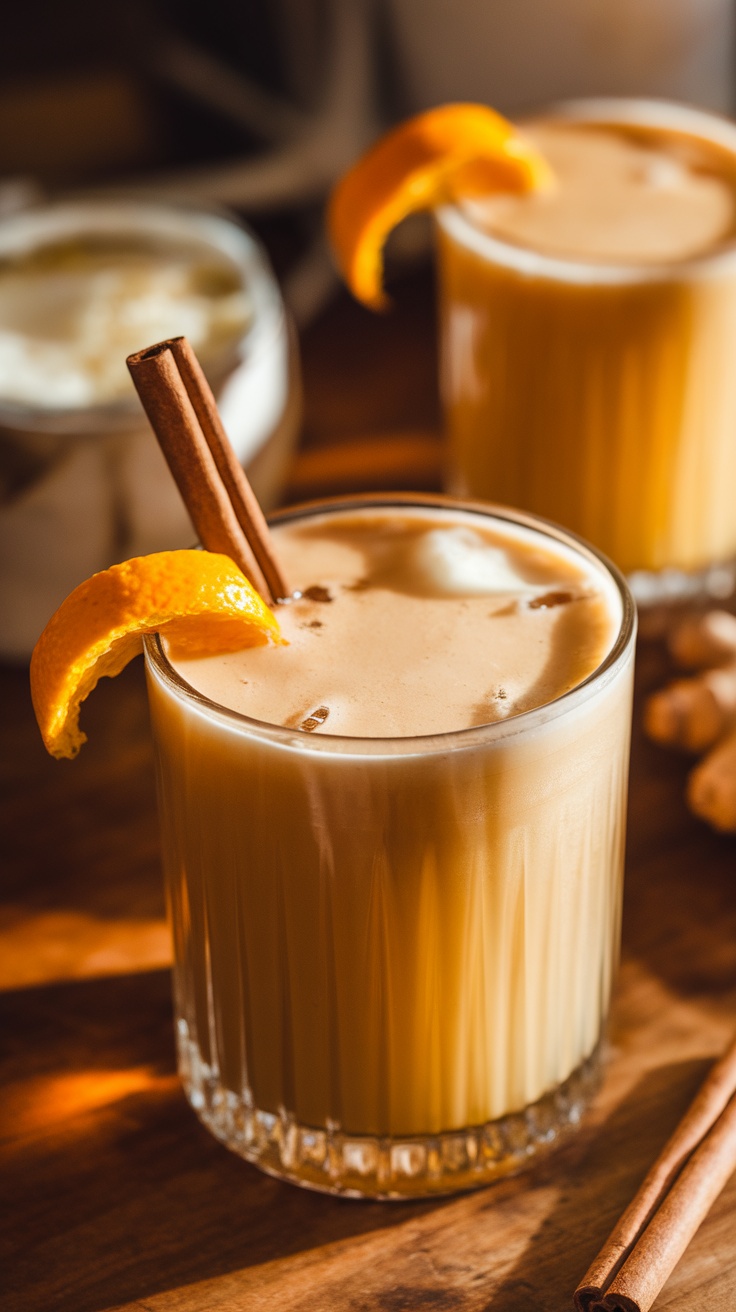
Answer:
[
  {"xmin": 328, "ymin": 102, "xmax": 553, "ymax": 310},
  {"xmin": 30, "ymin": 550, "xmax": 282, "ymax": 760}
]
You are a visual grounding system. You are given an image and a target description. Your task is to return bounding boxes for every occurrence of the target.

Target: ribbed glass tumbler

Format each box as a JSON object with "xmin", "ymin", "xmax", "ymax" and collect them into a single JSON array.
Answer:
[{"xmin": 145, "ymin": 497, "xmax": 636, "ymax": 1198}]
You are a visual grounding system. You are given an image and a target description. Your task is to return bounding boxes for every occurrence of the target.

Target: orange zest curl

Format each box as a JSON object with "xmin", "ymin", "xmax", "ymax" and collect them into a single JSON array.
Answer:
[
  {"xmin": 328, "ymin": 102, "xmax": 553, "ymax": 309},
  {"xmin": 30, "ymin": 550, "xmax": 282, "ymax": 759}
]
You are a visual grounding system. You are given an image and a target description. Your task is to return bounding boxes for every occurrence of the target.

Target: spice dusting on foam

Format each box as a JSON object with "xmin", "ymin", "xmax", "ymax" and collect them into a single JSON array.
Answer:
[{"xmin": 168, "ymin": 507, "xmax": 621, "ymax": 739}]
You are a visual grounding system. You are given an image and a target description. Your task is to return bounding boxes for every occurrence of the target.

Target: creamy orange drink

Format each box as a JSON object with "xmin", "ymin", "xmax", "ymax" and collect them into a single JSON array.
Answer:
[
  {"xmin": 144, "ymin": 496, "xmax": 635, "ymax": 1197},
  {"xmin": 437, "ymin": 101, "xmax": 736, "ymax": 583}
]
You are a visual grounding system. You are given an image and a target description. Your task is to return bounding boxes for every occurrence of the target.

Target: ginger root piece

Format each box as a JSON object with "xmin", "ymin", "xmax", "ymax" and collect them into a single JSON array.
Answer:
[
  {"xmin": 645, "ymin": 609, "xmax": 736, "ymax": 833},
  {"xmin": 669, "ymin": 609, "xmax": 736, "ymax": 669},
  {"xmin": 645, "ymin": 664, "xmax": 736, "ymax": 752},
  {"xmin": 688, "ymin": 729, "xmax": 736, "ymax": 832}
]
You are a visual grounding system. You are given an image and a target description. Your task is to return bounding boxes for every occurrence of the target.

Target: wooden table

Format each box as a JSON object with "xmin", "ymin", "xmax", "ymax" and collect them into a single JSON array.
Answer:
[{"xmin": 3, "ymin": 274, "xmax": 736, "ymax": 1312}]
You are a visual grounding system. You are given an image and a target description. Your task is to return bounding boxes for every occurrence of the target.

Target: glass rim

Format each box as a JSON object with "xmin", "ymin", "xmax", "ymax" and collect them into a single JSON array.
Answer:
[
  {"xmin": 437, "ymin": 96, "xmax": 736, "ymax": 286},
  {"xmin": 144, "ymin": 493, "xmax": 637, "ymax": 759},
  {"xmin": 0, "ymin": 197, "xmax": 284, "ymax": 435}
]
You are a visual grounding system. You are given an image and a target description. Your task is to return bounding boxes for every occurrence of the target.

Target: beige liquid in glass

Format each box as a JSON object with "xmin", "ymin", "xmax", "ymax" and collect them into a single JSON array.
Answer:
[
  {"xmin": 439, "ymin": 105, "xmax": 736, "ymax": 577},
  {"xmin": 146, "ymin": 501, "xmax": 634, "ymax": 1196}
]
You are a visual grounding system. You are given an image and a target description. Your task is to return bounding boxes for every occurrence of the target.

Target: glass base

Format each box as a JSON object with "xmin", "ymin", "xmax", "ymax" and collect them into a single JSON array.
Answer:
[{"xmin": 177, "ymin": 1024, "xmax": 602, "ymax": 1199}]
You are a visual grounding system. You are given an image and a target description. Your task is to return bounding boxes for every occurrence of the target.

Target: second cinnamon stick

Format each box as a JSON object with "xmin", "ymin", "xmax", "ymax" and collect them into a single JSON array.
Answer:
[
  {"xmin": 600, "ymin": 1092, "xmax": 736, "ymax": 1311},
  {"xmin": 575, "ymin": 1035, "xmax": 736, "ymax": 1311}
]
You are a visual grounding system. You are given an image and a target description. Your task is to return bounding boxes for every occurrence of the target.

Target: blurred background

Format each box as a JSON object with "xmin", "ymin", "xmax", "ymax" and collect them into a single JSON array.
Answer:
[
  {"xmin": 4, "ymin": 0, "xmax": 735, "ymax": 278},
  {"xmin": 2, "ymin": 0, "xmax": 736, "ymax": 657}
]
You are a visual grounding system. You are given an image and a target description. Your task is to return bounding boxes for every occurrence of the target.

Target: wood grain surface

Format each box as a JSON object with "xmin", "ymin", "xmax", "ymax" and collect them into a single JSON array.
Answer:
[{"xmin": 3, "ymin": 274, "xmax": 736, "ymax": 1312}]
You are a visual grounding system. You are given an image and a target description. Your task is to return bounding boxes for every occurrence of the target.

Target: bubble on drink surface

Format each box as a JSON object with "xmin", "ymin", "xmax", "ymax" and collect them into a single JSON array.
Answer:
[{"xmin": 405, "ymin": 527, "xmax": 538, "ymax": 597}]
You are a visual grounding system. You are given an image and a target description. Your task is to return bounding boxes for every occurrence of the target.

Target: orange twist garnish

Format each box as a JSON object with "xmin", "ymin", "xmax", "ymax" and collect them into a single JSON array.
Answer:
[
  {"xmin": 328, "ymin": 102, "xmax": 553, "ymax": 310},
  {"xmin": 30, "ymin": 550, "xmax": 282, "ymax": 760}
]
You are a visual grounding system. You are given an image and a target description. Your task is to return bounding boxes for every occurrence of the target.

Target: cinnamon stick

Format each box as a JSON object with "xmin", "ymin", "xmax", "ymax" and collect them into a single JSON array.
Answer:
[
  {"xmin": 127, "ymin": 339, "xmax": 286, "ymax": 606},
  {"xmin": 166, "ymin": 336, "xmax": 289, "ymax": 603},
  {"xmin": 575, "ymin": 1035, "xmax": 736, "ymax": 1312},
  {"xmin": 601, "ymin": 1094, "xmax": 736, "ymax": 1311}
]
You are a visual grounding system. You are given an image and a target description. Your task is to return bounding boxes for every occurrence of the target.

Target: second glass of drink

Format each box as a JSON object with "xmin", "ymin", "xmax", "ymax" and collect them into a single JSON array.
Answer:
[{"xmin": 438, "ymin": 99, "xmax": 736, "ymax": 596}]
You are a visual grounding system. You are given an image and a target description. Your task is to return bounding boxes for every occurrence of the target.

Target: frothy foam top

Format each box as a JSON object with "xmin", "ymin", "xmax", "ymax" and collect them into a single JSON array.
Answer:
[
  {"xmin": 167, "ymin": 508, "xmax": 621, "ymax": 739},
  {"xmin": 462, "ymin": 121, "xmax": 736, "ymax": 265}
]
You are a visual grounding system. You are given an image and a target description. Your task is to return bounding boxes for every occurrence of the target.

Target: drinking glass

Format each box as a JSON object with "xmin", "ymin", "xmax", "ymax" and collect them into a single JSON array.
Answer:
[
  {"xmin": 144, "ymin": 495, "xmax": 635, "ymax": 1198},
  {"xmin": 437, "ymin": 100, "xmax": 736, "ymax": 602}
]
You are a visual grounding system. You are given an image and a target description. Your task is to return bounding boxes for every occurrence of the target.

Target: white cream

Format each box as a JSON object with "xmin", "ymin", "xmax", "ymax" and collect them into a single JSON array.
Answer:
[{"xmin": 0, "ymin": 239, "xmax": 250, "ymax": 408}]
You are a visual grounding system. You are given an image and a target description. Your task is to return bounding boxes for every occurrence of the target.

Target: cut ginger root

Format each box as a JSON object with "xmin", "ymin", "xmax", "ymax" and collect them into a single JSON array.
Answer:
[
  {"xmin": 30, "ymin": 550, "xmax": 282, "ymax": 760},
  {"xmin": 645, "ymin": 664, "xmax": 736, "ymax": 752},
  {"xmin": 668, "ymin": 609, "xmax": 736, "ymax": 669},
  {"xmin": 644, "ymin": 608, "xmax": 736, "ymax": 831},
  {"xmin": 688, "ymin": 729, "xmax": 736, "ymax": 833}
]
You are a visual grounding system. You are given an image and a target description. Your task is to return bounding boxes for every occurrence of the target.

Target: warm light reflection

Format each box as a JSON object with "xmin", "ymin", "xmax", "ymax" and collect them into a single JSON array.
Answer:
[
  {"xmin": 12, "ymin": 1067, "xmax": 176, "ymax": 1138},
  {"xmin": 0, "ymin": 909, "xmax": 172, "ymax": 990}
]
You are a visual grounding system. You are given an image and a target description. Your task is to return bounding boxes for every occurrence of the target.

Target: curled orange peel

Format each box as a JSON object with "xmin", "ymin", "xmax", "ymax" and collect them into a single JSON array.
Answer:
[
  {"xmin": 328, "ymin": 102, "xmax": 553, "ymax": 310},
  {"xmin": 30, "ymin": 550, "xmax": 283, "ymax": 760}
]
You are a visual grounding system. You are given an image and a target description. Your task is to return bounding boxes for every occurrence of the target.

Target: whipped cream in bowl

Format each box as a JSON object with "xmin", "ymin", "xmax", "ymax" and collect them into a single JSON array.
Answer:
[
  {"xmin": 0, "ymin": 231, "xmax": 251, "ymax": 413},
  {"xmin": 0, "ymin": 201, "xmax": 300, "ymax": 659}
]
